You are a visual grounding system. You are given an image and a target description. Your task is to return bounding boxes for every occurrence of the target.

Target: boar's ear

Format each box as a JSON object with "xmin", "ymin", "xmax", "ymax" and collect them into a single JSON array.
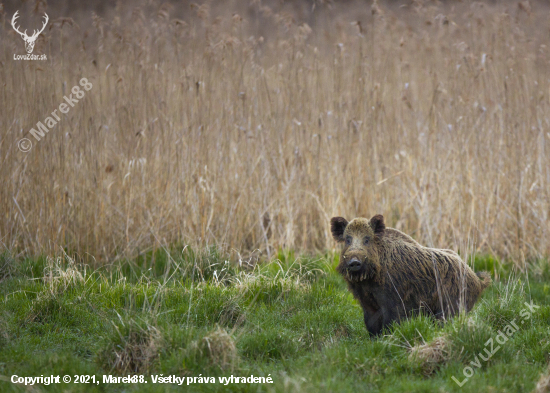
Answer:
[
  {"xmin": 370, "ymin": 214, "xmax": 385, "ymax": 235},
  {"xmin": 330, "ymin": 217, "xmax": 348, "ymax": 242}
]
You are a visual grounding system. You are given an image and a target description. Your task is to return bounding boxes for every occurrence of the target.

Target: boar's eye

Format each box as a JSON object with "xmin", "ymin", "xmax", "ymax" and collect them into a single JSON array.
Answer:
[
  {"xmin": 345, "ymin": 236, "xmax": 352, "ymax": 246},
  {"xmin": 363, "ymin": 237, "xmax": 369, "ymax": 245}
]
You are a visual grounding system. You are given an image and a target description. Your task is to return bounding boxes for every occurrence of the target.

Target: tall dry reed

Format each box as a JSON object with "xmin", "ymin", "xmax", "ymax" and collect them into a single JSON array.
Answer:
[{"xmin": 1, "ymin": 0, "xmax": 549, "ymax": 264}]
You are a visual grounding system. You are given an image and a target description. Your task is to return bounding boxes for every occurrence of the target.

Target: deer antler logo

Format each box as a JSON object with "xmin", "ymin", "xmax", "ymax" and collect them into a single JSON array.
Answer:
[{"xmin": 11, "ymin": 11, "xmax": 49, "ymax": 54}]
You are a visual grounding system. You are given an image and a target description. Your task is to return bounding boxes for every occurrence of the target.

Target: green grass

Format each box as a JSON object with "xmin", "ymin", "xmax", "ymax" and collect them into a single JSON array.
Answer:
[{"xmin": 0, "ymin": 250, "xmax": 549, "ymax": 392}]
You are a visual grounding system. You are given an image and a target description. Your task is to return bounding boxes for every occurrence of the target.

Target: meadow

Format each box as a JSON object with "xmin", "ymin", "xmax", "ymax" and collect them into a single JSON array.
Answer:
[
  {"xmin": 1, "ymin": 0, "xmax": 550, "ymax": 391},
  {"xmin": 1, "ymin": 250, "xmax": 550, "ymax": 392}
]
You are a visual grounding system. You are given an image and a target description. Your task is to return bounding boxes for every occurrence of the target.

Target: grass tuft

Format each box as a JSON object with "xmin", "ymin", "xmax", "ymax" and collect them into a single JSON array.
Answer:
[
  {"xmin": 476, "ymin": 279, "xmax": 528, "ymax": 332},
  {"xmin": 536, "ymin": 366, "xmax": 550, "ymax": 393},
  {"xmin": 42, "ymin": 254, "xmax": 86, "ymax": 294},
  {"xmin": 199, "ymin": 326, "xmax": 238, "ymax": 371},
  {"xmin": 98, "ymin": 317, "xmax": 162, "ymax": 375},
  {"xmin": 217, "ymin": 297, "xmax": 246, "ymax": 327},
  {"xmin": 409, "ymin": 335, "xmax": 450, "ymax": 376}
]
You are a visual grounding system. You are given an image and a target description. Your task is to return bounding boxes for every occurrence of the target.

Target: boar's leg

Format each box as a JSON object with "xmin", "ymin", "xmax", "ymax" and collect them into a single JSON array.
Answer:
[{"xmin": 364, "ymin": 307, "xmax": 393, "ymax": 336}]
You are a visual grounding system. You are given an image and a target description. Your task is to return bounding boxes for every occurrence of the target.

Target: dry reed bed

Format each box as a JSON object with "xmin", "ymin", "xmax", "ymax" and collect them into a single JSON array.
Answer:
[{"xmin": 1, "ymin": 1, "xmax": 549, "ymax": 264}]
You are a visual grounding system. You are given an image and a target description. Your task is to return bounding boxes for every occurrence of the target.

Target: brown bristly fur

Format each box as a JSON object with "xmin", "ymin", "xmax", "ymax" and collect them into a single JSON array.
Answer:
[{"xmin": 332, "ymin": 215, "xmax": 491, "ymax": 335}]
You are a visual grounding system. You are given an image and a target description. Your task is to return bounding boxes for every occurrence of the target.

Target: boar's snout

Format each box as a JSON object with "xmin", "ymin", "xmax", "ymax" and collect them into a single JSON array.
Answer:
[{"xmin": 347, "ymin": 257, "xmax": 362, "ymax": 271}]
